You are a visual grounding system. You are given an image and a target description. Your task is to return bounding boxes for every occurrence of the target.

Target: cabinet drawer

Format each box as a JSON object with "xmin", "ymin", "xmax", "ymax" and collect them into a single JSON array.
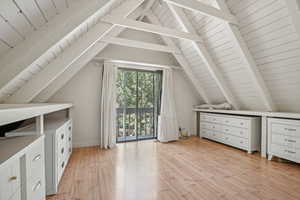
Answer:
[
  {"xmin": 270, "ymin": 144, "xmax": 299, "ymax": 160},
  {"xmin": 200, "ymin": 128, "xmax": 212, "ymax": 138},
  {"xmin": 200, "ymin": 122, "xmax": 222, "ymax": 131},
  {"xmin": 271, "ymin": 134, "xmax": 300, "ymax": 149},
  {"xmin": 28, "ymin": 178, "xmax": 45, "ymax": 200},
  {"xmin": 57, "ymin": 159, "xmax": 66, "ymax": 184},
  {"xmin": 210, "ymin": 131, "xmax": 224, "ymax": 142},
  {"xmin": 223, "ymin": 135, "xmax": 248, "ymax": 149},
  {"xmin": 200, "ymin": 114, "xmax": 223, "ymax": 123},
  {"xmin": 27, "ymin": 139, "xmax": 44, "ymax": 180},
  {"xmin": 223, "ymin": 117, "xmax": 249, "ymax": 129},
  {"xmin": 0, "ymin": 158, "xmax": 20, "ymax": 200},
  {"xmin": 223, "ymin": 126, "xmax": 249, "ymax": 139},
  {"xmin": 271, "ymin": 123, "xmax": 300, "ymax": 138}
]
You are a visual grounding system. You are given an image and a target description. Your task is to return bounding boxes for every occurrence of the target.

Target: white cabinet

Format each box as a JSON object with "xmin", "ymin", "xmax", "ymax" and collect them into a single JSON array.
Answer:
[
  {"xmin": 0, "ymin": 158, "xmax": 20, "ymax": 200},
  {"xmin": 0, "ymin": 136, "xmax": 45, "ymax": 200},
  {"xmin": 25, "ymin": 138, "xmax": 45, "ymax": 200},
  {"xmin": 268, "ymin": 118, "xmax": 300, "ymax": 163},
  {"xmin": 44, "ymin": 118, "xmax": 72, "ymax": 195},
  {"xmin": 200, "ymin": 112, "xmax": 261, "ymax": 153}
]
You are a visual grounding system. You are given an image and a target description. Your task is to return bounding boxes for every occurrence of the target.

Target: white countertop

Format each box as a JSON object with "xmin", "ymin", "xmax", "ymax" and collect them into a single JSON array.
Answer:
[
  {"xmin": 194, "ymin": 109, "xmax": 300, "ymax": 119},
  {"xmin": 0, "ymin": 103, "xmax": 72, "ymax": 126}
]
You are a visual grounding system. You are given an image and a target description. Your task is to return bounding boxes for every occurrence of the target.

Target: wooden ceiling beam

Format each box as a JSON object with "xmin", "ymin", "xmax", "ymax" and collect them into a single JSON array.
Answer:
[
  {"xmin": 101, "ymin": 36, "xmax": 180, "ymax": 53},
  {"xmin": 166, "ymin": 3, "xmax": 240, "ymax": 110},
  {"xmin": 102, "ymin": 15, "xmax": 203, "ymax": 42},
  {"xmin": 215, "ymin": 0, "xmax": 277, "ymax": 111},
  {"xmin": 146, "ymin": 12, "xmax": 212, "ymax": 105},
  {"xmin": 6, "ymin": 0, "xmax": 146, "ymax": 103},
  {"xmin": 163, "ymin": 0, "xmax": 238, "ymax": 25}
]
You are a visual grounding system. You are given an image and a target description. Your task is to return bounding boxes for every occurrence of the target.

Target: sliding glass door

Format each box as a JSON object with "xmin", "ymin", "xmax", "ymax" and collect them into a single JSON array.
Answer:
[{"xmin": 116, "ymin": 69, "xmax": 161, "ymax": 142}]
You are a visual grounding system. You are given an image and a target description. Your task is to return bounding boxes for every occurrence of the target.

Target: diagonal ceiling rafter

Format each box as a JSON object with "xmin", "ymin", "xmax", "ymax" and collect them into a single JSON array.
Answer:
[
  {"xmin": 6, "ymin": 0, "xmax": 146, "ymax": 103},
  {"xmin": 166, "ymin": 3, "xmax": 240, "ymax": 110},
  {"xmin": 215, "ymin": 0, "xmax": 277, "ymax": 111},
  {"xmin": 146, "ymin": 12, "xmax": 212, "ymax": 105}
]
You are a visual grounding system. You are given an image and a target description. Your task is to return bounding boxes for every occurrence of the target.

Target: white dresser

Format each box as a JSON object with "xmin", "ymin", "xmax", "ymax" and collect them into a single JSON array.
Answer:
[
  {"xmin": 44, "ymin": 118, "xmax": 72, "ymax": 195},
  {"xmin": 200, "ymin": 112, "xmax": 261, "ymax": 153},
  {"xmin": 268, "ymin": 118, "xmax": 300, "ymax": 163},
  {"xmin": 0, "ymin": 136, "xmax": 45, "ymax": 200}
]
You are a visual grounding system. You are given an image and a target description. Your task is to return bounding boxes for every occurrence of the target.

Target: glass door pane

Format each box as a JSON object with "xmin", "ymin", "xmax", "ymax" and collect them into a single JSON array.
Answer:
[
  {"xmin": 116, "ymin": 70, "xmax": 138, "ymax": 142},
  {"xmin": 116, "ymin": 69, "xmax": 161, "ymax": 142},
  {"xmin": 137, "ymin": 71, "xmax": 155, "ymax": 140}
]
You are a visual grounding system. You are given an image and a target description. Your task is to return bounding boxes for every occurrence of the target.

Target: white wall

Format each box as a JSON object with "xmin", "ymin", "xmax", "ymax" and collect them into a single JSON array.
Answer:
[
  {"xmin": 48, "ymin": 61, "xmax": 201, "ymax": 147},
  {"xmin": 49, "ymin": 62, "xmax": 103, "ymax": 147}
]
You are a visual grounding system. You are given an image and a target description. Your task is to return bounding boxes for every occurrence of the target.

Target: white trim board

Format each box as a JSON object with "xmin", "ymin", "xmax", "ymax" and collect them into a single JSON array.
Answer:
[
  {"xmin": 101, "ymin": 36, "xmax": 180, "ymax": 53},
  {"xmin": 102, "ymin": 15, "xmax": 203, "ymax": 42},
  {"xmin": 163, "ymin": 0, "xmax": 238, "ymax": 25},
  {"xmin": 98, "ymin": 59, "xmax": 182, "ymax": 70}
]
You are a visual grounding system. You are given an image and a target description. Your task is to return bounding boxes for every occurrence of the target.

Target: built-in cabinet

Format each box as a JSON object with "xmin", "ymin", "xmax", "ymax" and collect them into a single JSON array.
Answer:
[
  {"xmin": 0, "ymin": 103, "xmax": 73, "ymax": 200},
  {"xmin": 268, "ymin": 118, "xmax": 300, "ymax": 163},
  {"xmin": 0, "ymin": 136, "xmax": 45, "ymax": 200},
  {"xmin": 200, "ymin": 112, "xmax": 261, "ymax": 153},
  {"xmin": 44, "ymin": 119, "xmax": 72, "ymax": 195}
]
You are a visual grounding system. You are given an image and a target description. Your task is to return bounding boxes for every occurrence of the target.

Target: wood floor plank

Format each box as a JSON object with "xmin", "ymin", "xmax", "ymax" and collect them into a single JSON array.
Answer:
[{"xmin": 47, "ymin": 137, "xmax": 300, "ymax": 200}]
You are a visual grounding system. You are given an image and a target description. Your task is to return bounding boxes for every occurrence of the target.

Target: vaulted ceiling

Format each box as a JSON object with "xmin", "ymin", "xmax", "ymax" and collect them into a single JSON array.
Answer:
[{"xmin": 0, "ymin": 0, "xmax": 300, "ymax": 112}]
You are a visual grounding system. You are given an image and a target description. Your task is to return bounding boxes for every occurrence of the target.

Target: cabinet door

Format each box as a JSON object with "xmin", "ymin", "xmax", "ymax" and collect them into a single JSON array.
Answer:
[{"xmin": 0, "ymin": 158, "xmax": 20, "ymax": 200}]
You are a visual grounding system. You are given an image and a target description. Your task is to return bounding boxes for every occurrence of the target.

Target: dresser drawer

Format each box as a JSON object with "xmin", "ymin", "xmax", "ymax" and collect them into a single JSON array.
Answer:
[
  {"xmin": 57, "ymin": 125, "xmax": 67, "ymax": 146},
  {"xmin": 0, "ymin": 158, "xmax": 20, "ymax": 200},
  {"xmin": 223, "ymin": 117, "xmax": 249, "ymax": 129},
  {"xmin": 210, "ymin": 131, "xmax": 223, "ymax": 142},
  {"xmin": 201, "ymin": 128, "xmax": 212, "ymax": 138},
  {"xmin": 270, "ymin": 144, "xmax": 299, "ymax": 160},
  {"xmin": 28, "ymin": 178, "xmax": 45, "ymax": 200},
  {"xmin": 200, "ymin": 122, "xmax": 222, "ymax": 131},
  {"xmin": 223, "ymin": 126, "xmax": 249, "ymax": 139},
  {"xmin": 271, "ymin": 134, "xmax": 300, "ymax": 149},
  {"xmin": 57, "ymin": 159, "xmax": 66, "ymax": 184},
  {"xmin": 223, "ymin": 134, "xmax": 248, "ymax": 149},
  {"xmin": 27, "ymin": 139, "xmax": 44, "ymax": 180},
  {"xmin": 270, "ymin": 123, "xmax": 300, "ymax": 138}
]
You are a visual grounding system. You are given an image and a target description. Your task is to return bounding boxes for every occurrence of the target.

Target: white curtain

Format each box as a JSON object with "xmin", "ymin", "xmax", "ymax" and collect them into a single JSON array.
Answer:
[
  {"xmin": 100, "ymin": 62, "xmax": 117, "ymax": 149},
  {"xmin": 158, "ymin": 68, "xmax": 179, "ymax": 142}
]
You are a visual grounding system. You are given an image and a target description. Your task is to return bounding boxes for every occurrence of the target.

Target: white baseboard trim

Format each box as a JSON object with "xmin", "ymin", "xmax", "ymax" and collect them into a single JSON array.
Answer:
[{"xmin": 73, "ymin": 140, "xmax": 100, "ymax": 148}]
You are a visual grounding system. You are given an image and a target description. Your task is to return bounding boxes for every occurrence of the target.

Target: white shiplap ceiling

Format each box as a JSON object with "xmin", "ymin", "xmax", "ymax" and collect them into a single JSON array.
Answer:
[{"xmin": 0, "ymin": 0, "xmax": 300, "ymax": 113}]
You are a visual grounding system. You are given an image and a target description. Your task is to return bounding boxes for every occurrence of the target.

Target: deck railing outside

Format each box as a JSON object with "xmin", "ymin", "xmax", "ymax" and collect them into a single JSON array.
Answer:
[{"xmin": 116, "ymin": 107, "xmax": 156, "ymax": 141}]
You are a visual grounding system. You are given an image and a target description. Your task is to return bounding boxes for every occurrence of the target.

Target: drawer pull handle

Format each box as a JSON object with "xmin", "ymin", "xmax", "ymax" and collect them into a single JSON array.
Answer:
[
  {"xmin": 240, "ymin": 141, "xmax": 244, "ymax": 144},
  {"xmin": 33, "ymin": 154, "xmax": 41, "ymax": 162},
  {"xmin": 285, "ymin": 128, "xmax": 296, "ymax": 132},
  {"xmin": 285, "ymin": 150, "xmax": 296, "ymax": 154},
  {"xmin": 32, "ymin": 181, "xmax": 41, "ymax": 191},
  {"xmin": 286, "ymin": 139, "xmax": 296, "ymax": 143},
  {"xmin": 61, "ymin": 134, "xmax": 64, "ymax": 140},
  {"xmin": 61, "ymin": 148, "xmax": 64, "ymax": 154},
  {"xmin": 69, "ymin": 126, "xmax": 71, "ymax": 131},
  {"xmin": 9, "ymin": 176, "xmax": 17, "ymax": 182},
  {"xmin": 240, "ymin": 123, "xmax": 244, "ymax": 125},
  {"xmin": 62, "ymin": 161, "xmax": 65, "ymax": 168},
  {"xmin": 69, "ymin": 148, "xmax": 72, "ymax": 153},
  {"xmin": 69, "ymin": 137, "xmax": 71, "ymax": 141}
]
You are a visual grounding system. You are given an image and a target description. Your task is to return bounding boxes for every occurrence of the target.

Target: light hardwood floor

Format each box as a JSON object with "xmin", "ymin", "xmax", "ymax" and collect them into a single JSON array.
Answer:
[{"xmin": 47, "ymin": 137, "xmax": 300, "ymax": 200}]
